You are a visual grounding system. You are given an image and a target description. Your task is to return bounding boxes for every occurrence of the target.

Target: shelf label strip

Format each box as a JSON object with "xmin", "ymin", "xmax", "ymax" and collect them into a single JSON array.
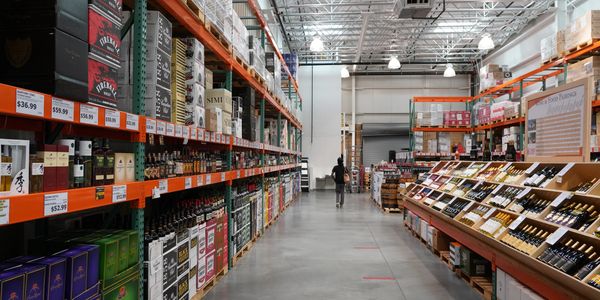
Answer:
[{"xmin": 16, "ymin": 89, "xmax": 44, "ymax": 117}]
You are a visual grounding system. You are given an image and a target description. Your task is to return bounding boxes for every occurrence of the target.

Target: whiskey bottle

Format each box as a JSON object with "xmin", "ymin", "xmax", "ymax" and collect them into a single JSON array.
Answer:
[
  {"xmin": 104, "ymin": 139, "xmax": 115, "ymax": 185},
  {"xmin": 92, "ymin": 139, "xmax": 105, "ymax": 186},
  {"xmin": 0, "ymin": 145, "xmax": 12, "ymax": 192},
  {"xmin": 73, "ymin": 150, "xmax": 85, "ymax": 188},
  {"xmin": 79, "ymin": 140, "xmax": 93, "ymax": 187}
]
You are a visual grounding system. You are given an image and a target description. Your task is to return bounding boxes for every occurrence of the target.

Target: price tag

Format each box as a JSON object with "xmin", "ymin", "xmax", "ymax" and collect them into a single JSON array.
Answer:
[
  {"xmin": 152, "ymin": 187, "xmax": 160, "ymax": 199},
  {"xmin": 501, "ymin": 162, "xmax": 513, "ymax": 172},
  {"xmin": 155, "ymin": 122, "xmax": 165, "ymax": 135},
  {"xmin": 0, "ymin": 199, "xmax": 9, "ymax": 225},
  {"xmin": 550, "ymin": 192, "xmax": 572, "ymax": 207},
  {"xmin": 236, "ymin": 170, "xmax": 241, "ymax": 178},
  {"xmin": 146, "ymin": 119, "xmax": 156, "ymax": 134},
  {"xmin": 515, "ymin": 187, "xmax": 532, "ymax": 199},
  {"xmin": 482, "ymin": 207, "xmax": 497, "ymax": 219},
  {"xmin": 158, "ymin": 180, "xmax": 168, "ymax": 194},
  {"xmin": 546, "ymin": 226, "xmax": 569, "ymax": 245},
  {"xmin": 185, "ymin": 177, "xmax": 192, "ymax": 189},
  {"xmin": 112, "ymin": 185, "xmax": 127, "ymax": 203},
  {"xmin": 197, "ymin": 175, "xmax": 203, "ymax": 186},
  {"xmin": 190, "ymin": 128, "xmax": 197, "ymax": 140},
  {"xmin": 79, "ymin": 104, "xmax": 99, "ymax": 125},
  {"xmin": 524, "ymin": 163, "xmax": 540, "ymax": 175},
  {"xmin": 44, "ymin": 193, "xmax": 68, "ymax": 216},
  {"xmin": 462, "ymin": 201, "xmax": 475, "ymax": 212},
  {"xmin": 105, "ymin": 109, "xmax": 120, "ymax": 128},
  {"xmin": 556, "ymin": 163, "xmax": 575, "ymax": 183},
  {"xmin": 206, "ymin": 175, "xmax": 212, "ymax": 185},
  {"xmin": 183, "ymin": 126, "xmax": 190, "ymax": 139},
  {"xmin": 16, "ymin": 89, "xmax": 45, "ymax": 117},
  {"xmin": 221, "ymin": 173, "xmax": 226, "ymax": 181},
  {"xmin": 508, "ymin": 215, "xmax": 526, "ymax": 230},
  {"xmin": 491, "ymin": 184, "xmax": 504, "ymax": 195},
  {"xmin": 125, "ymin": 113, "xmax": 139, "ymax": 131},
  {"xmin": 175, "ymin": 125, "xmax": 183, "ymax": 137},
  {"xmin": 166, "ymin": 123, "xmax": 175, "ymax": 136},
  {"xmin": 51, "ymin": 98, "xmax": 74, "ymax": 121}
]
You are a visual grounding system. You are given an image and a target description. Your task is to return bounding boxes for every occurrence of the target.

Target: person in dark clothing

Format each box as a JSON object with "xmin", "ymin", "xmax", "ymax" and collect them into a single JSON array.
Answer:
[{"xmin": 331, "ymin": 157, "xmax": 348, "ymax": 208}]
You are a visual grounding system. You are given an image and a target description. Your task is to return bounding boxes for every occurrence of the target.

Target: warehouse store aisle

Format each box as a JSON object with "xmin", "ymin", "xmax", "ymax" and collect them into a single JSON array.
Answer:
[{"xmin": 205, "ymin": 191, "xmax": 481, "ymax": 300}]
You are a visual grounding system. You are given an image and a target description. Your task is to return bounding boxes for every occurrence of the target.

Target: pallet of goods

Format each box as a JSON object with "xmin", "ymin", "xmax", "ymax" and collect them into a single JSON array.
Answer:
[{"xmin": 566, "ymin": 10, "xmax": 600, "ymax": 53}]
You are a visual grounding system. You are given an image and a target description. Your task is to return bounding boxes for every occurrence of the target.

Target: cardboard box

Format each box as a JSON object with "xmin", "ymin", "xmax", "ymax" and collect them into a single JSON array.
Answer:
[
  {"xmin": 431, "ymin": 227, "xmax": 451, "ymax": 251},
  {"xmin": 88, "ymin": 6, "xmax": 122, "ymax": 68},
  {"xmin": 223, "ymin": 111, "xmax": 232, "ymax": 135},
  {"xmin": 496, "ymin": 268, "xmax": 507, "ymax": 300},
  {"xmin": 29, "ymin": 256, "xmax": 67, "ymax": 300},
  {"xmin": 146, "ymin": 11, "xmax": 172, "ymax": 55},
  {"xmin": 101, "ymin": 271, "xmax": 139, "ymax": 300},
  {"xmin": 565, "ymin": 10, "xmax": 600, "ymax": 51},
  {"xmin": 567, "ymin": 56, "xmax": 600, "ymax": 83},
  {"xmin": 0, "ymin": 268, "xmax": 25, "ymax": 300},
  {"xmin": 460, "ymin": 247, "xmax": 491, "ymax": 277},
  {"xmin": 145, "ymin": 84, "xmax": 172, "ymax": 122},
  {"xmin": 206, "ymin": 89, "xmax": 232, "ymax": 113},
  {"xmin": 206, "ymin": 107, "xmax": 223, "ymax": 133},
  {"xmin": 88, "ymin": 57, "xmax": 118, "ymax": 108},
  {"xmin": 90, "ymin": 0, "xmax": 122, "ymax": 20},
  {"xmin": 205, "ymin": 68, "xmax": 213, "ymax": 89}
]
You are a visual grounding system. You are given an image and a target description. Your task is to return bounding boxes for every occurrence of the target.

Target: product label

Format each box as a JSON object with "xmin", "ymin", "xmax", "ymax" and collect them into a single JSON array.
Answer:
[
  {"xmin": 0, "ymin": 162, "xmax": 12, "ymax": 176},
  {"xmin": 166, "ymin": 123, "xmax": 175, "ymax": 136},
  {"xmin": 16, "ymin": 89, "xmax": 44, "ymax": 117},
  {"xmin": 51, "ymin": 98, "xmax": 74, "ymax": 121},
  {"xmin": 159, "ymin": 180, "xmax": 168, "ymax": 194},
  {"xmin": 482, "ymin": 207, "xmax": 497, "ymax": 219},
  {"xmin": 175, "ymin": 125, "xmax": 183, "ymax": 137},
  {"xmin": 185, "ymin": 177, "xmax": 192, "ymax": 189},
  {"xmin": 205, "ymin": 175, "xmax": 211, "ymax": 185},
  {"xmin": 546, "ymin": 226, "xmax": 568, "ymax": 245},
  {"xmin": 197, "ymin": 175, "xmax": 203, "ymax": 186},
  {"xmin": 157, "ymin": 121, "xmax": 166, "ymax": 135},
  {"xmin": 126, "ymin": 113, "xmax": 139, "ymax": 130},
  {"xmin": 31, "ymin": 163, "xmax": 44, "ymax": 175},
  {"xmin": 112, "ymin": 185, "xmax": 127, "ymax": 203},
  {"xmin": 44, "ymin": 192, "xmax": 68, "ymax": 216},
  {"xmin": 57, "ymin": 152, "xmax": 69, "ymax": 167},
  {"xmin": 74, "ymin": 164, "xmax": 84, "ymax": 177},
  {"xmin": 0, "ymin": 199, "xmax": 8, "ymax": 225},
  {"xmin": 79, "ymin": 104, "xmax": 99, "ymax": 125},
  {"xmin": 105, "ymin": 109, "xmax": 120, "ymax": 127},
  {"xmin": 146, "ymin": 119, "xmax": 157, "ymax": 134}
]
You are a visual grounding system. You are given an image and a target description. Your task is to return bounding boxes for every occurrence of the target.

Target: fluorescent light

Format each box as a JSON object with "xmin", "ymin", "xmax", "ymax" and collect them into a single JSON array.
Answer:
[
  {"xmin": 444, "ymin": 63, "xmax": 456, "ymax": 77},
  {"xmin": 341, "ymin": 67, "xmax": 350, "ymax": 78},
  {"xmin": 388, "ymin": 56, "xmax": 401, "ymax": 69},
  {"xmin": 310, "ymin": 36, "xmax": 324, "ymax": 52},
  {"xmin": 478, "ymin": 33, "xmax": 495, "ymax": 50}
]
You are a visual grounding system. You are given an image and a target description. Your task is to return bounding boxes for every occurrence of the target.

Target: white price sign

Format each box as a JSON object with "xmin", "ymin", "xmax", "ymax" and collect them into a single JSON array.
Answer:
[
  {"xmin": 166, "ymin": 123, "xmax": 175, "ymax": 136},
  {"xmin": 158, "ymin": 180, "xmax": 168, "ymax": 194},
  {"xmin": 190, "ymin": 128, "xmax": 197, "ymax": 140},
  {"xmin": 551, "ymin": 192, "xmax": 572, "ymax": 207},
  {"xmin": 126, "ymin": 113, "xmax": 139, "ymax": 131},
  {"xmin": 185, "ymin": 177, "xmax": 192, "ymax": 189},
  {"xmin": 206, "ymin": 175, "xmax": 212, "ymax": 185},
  {"xmin": 556, "ymin": 163, "xmax": 575, "ymax": 183},
  {"xmin": 508, "ymin": 215, "xmax": 526, "ymax": 230},
  {"xmin": 146, "ymin": 119, "xmax": 156, "ymax": 134},
  {"xmin": 524, "ymin": 163, "xmax": 540, "ymax": 175},
  {"xmin": 175, "ymin": 125, "xmax": 183, "ymax": 137},
  {"xmin": 197, "ymin": 175, "xmax": 203, "ymax": 186},
  {"xmin": 515, "ymin": 187, "xmax": 532, "ymax": 199},
  {"xmin": 80, "ymin": 104, "xmax": 99, "ymax": 125},
  {"xmin": 16, "ymin": 89, "xmax": 45, "ymax": 117},
  {"xmin": 44, "ymin": 193, "xmax": 68, "ymax": 216},
  {"xmin": 491, "ymin": 184, "xmax": 504, "ymax": 195},
  {"xmin": 156, "ymin": 121, "xmax": 166, "ymax": 135},
  {"xmin": 51, "ymin": 98, "xmax": 74, "ymax": 121},
  {"xmin": 501, "ymin": 162, "xmax": 513, "ymax": 172},
  {"xmin": 105, "ymin": 109, "xmax": 120, "ymax": 128},
  {"xmin": 183, "ymin": 126, "xmax": 190, "ymax": 139},
  {"xmin": 0, "ymin": 199, "xmax": 9, "ymax": 225},
  {"xmin": 221, "ymin": 173, "xmax": 226, "ymax": 182},
  {"xmin": 546, "ymin": 227, "xmax": 569, "ymax": 245},
  {"xmin": 236, "ymin": 170, "xmax": 241, "ymax": 179},
  {"xmin": 112, "ymin": 185, "xmax": 127, "ymax": 203}
]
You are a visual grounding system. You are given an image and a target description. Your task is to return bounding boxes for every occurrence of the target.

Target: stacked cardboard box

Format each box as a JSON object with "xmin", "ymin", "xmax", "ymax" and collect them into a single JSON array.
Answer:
[
  {"xmin": 479, "ymin": 64, "xmax": 511, "ymax": 92},
  {"xmin": 501, "ymin": 126, "xmax": 521, "ymax": 152},
  {"xmin": 496, "ymin": 268, "xmax": 543, "ymax": 300},
  {"xmin": 206, "ymin": 89, "xmax": 232, "ymax": 134},
  {"xmin": 205, "ymin": 0, "xmax": 232, "ymax": 43},
  {"xmin": 380, "ymin": 177, "xmax": 401, "ymax": 209},
  {"xmin": 460, "ymin": 247, "xmax": 491, "ymax": 277},
  {"xmin": 249, "ymin": 35, "xmax": 267, "ymax": 79},
  {"xmin": 266, "ymin": 52, "xmax": 282, "ymax": 91},
  {"xmin": 565, "ymin": 10, "xmax": 600, "ymax": 52},
  {"xmin": 474, "ymin": 103, "xmax": 491, "ymax": 125},
  {"xmin": 235, "ymin": 87, "xmax": 256, "ymax": 141},
  {"xmin": 449, "ymin": 242, "xmax": 462, "ymax": 267},
  {"xmin": 443, "ymin": 111, "xmax": 471, "ymax": 127},
  {"xmin": 491, "ymin": 101, "xmax": 515, "ymax": 122},
  {"xmin": 540, "ymin": 30, "xmax": 565, "ymax": 63},
  {"xmin": 172, "ymin": 38, "xmax": 205, "ymax": 127},
  {"xmin": 283, "ymin": 53, "xmax": 299, "ymax": 79},
  {"xmin": 232, "ymin": 10, "xmax": 249, "ymax": 64},
  {"xmin": 567, "ymin": 56, "xmax": 600, "ymax": 84}
]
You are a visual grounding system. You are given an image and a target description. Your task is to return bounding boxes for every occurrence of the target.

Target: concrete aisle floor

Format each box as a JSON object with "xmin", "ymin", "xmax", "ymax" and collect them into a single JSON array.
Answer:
[{"xmin": 205, "ymin": 191, "xmax": 482, "ymax": 300}]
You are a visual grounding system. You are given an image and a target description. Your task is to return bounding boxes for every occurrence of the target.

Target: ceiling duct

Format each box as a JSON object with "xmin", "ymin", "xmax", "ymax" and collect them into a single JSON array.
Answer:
[{"xmin": 393, "ymin": 0, "xmax": 435, "ymax": 19}]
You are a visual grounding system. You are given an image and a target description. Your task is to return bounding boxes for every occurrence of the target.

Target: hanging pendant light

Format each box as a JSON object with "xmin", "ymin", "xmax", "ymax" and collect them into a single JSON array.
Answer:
[
  {"xmin": 388, "ymin": 56, "xmax": 401, "ymax": 69},
  {"xmin": 340, "ymin": 67, "xmax": 350, "ymax": 78},
  {"xmin": 310, "ymin": 36, "xmax": 324, "ymax": 52},
  {"xmin": 444, "ymin": 63, "xmax": 456, "ymax": 77},
  {"xmin": 478, "ymin": 33, "xmax": 495, "ymax": 50}
]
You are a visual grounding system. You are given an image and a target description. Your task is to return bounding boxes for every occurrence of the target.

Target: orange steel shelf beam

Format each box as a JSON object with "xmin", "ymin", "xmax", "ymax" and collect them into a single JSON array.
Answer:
[
  {"xmin": 472, "ymin": 40, "xmax": 600, "ymax": 102},
  {"xmin": 593, "ymin": 99, "xmax": 600, "ymax": 108},
  {"xmin": 412, "ymin": 127, "xmax": 473, "ymax": 132},
  {"xmin": 154, "ymin": 0, "xmax": 302, "ymax": 129},
  {"xmin": 1, "ymin": 164, "xmax": 300, "ymax": 227},
  {"xmin": 474, "ymin": 116, "xmax": 525, "ymax": 131},
  {"xmin": 246, "ymin": 0, "xmax": 302, "ymax": 103},
  {"xmin": 413, "ymin": 96, "xmax": 472, "ymax": 103}
]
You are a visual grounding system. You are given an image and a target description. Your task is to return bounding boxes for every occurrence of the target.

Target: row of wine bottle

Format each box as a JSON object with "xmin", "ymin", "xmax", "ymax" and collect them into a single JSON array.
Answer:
[{"xmin": 538, "ymin": 239, "xmax": 599, "ymax": 279}]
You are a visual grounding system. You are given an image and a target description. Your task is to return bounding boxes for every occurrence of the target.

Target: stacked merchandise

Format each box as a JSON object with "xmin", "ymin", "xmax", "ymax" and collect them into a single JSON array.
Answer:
[
  {"xmin": 282, "ymin": 174, "xmax": 293, "ymax": 207},
  {"xmin": 443, "ymin": 111, "xmax": 471, "ymax": 127},
  {"xmin": 232, "ymin": 183, "xmax": 254, "ymax": 255},
  {"xmin": 120, "ymin": 11, "xmax": 172, "ymax": 121},
  {"xmin": 249, "ymin": 36, "xmax": 267, "ymax": 80},
  {"xmin": 415, "ymin": 104, "xmax": 443, "ymax": 127},
  {"xmin": 255, "ymin": 185, "xmax": 264, "ymax": 235},
  {"xmin": 231, "ymin": 96, "xmax": 243, "ymax": 138},
  {"xmin": 266, "ymin": 52, "xmax": 282, "ymax": 96},
  {"xmin": 474, "ymin": 102, "xmax": 492, "ymax": 125},
  {"xmin": 205, "ymin": 0, "xmax": 232, "ymax": 44},
  {"xmin": 479, "ymin": 64, "xmax": 511, "ymax": 92},
  {"xmin": 144, "ymin": 191, "xmax": 227, "ymax": 299},
  {"xmin": 279, "ymin": 119, "xmax": 289, "ymax": 149},
  {"xmin": 235, "ymin": 87, "xmax": 257, "ymax": 141},
  {"xmin": 232, "ymin": 11, "xmax": 249, "ymax": 64},
  {"xmin": 264, "ymin": 177, "xmax": 280, "ymax": 225},
  {"xmin": 206, "ymin": 88, "xmax": 232, "ymax": 134},
  {"xmin": 499, "ymin": 126, "xmax": 521, "ymax": 152},
  {"xmin": 567, "ymin": 56, "xmax": 600, "ymax": 85},
  {"xmin": 172, "ymin": 38, "xmax": 205, "ymax": 127},
  {"xmin": 491, "ymin": 101, "xmax": 520, "ymax": 122},
  {"xmin": 380, "ymin": 177, "xmax": 400, "ymax": 209},
  {"xmin": 540, "ymin": 30, "xmax": 565, "ymax": 63},
  {"xmin": 283, "ymin": 53, "xmax": 299, "ymax": 80},
  {"xmin": 565, "ymin": 11, "xmax": 600, "ymax": 53}
]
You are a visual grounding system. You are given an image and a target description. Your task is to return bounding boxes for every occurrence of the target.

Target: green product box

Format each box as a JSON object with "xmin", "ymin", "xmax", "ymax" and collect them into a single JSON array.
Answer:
[
  {"xmin": 95, "ymin": 236, "xmax": 119, "ymax": 282},
  {"xmin": 115, "ymin": 234, "xmax": 130, "ymax": 273},
  {"xmin": 125, "ymin": 230, "xmax": 139, "ymax": 268},
  {"xmin": 460, "ymin": 247, "xmax": 491, "ymax": 277},
  {"xmin": 101, "ymin": 271, "xmax": 139, "ymax": 300}
]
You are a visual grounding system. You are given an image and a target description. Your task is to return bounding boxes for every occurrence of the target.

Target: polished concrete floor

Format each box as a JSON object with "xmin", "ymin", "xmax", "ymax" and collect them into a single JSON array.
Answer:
[{"xmin": 205, "ymin": 191, "xmax": 482, "ymax": 300}]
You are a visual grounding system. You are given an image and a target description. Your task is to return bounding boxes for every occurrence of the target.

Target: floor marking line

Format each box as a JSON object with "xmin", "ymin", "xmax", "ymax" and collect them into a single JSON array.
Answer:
[{"xmin": 363, "ymin": 276, "xmax": 396, "ymax": 280}]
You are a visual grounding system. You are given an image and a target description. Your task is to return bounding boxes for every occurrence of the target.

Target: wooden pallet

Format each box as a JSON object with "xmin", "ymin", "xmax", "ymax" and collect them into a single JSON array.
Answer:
[
  {"xmin": 383, "ymin": 207, "xmax": 402, "ymax": 214},
  {"xmin": 456, "ymin": 268, "xmax": 471, "ymax": 284},
  {"xmin": 192, "ymin": 266, "xmax": 228, "ymax": 299},
  {"xmin": 470, "ymin": 276, "xmax": 493, "ymax": 300},
  {"xmin": 440, "ymin": 251, "xmax": 455, "ymax": 271},
  {"xmin": 179, "ymin": 0, "xmax": 205, "ymax": 23},
  {"xmin": 205, "ymin": 22, "xmax": 232, "ymax": 53},
  {"xmin": 232, "ymin": 241, "xmax": 253, "ymax": 266},
  {"xmin": 542, "ymin": 55, "xmax": 561, "ymax": 65},
  {"xmin": 234, "ymin": 55, "xmax": 250, "ymax": 72},
  {"xmin": 567, "ymin": 39, "xmax": 599, "ymax": 54}
]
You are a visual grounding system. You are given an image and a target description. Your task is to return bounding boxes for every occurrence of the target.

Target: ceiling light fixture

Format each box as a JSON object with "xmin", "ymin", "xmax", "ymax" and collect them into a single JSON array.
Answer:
[
  {"xmin": 341, "ymin": 67, "xmax": 350, "ymax": 78},
  {"xmin": 310, "ymin": 36, "xmax": 324, "ymax": 52},
  {"xmin": 388, "ymin": 56, "xmax": 401, "ymax": 69},
  {"xmin": 444, "ymin": 63, "xmax": 456, "ymax": 77},
  {"xmin": 478, "ymin": 33, "xmax": 495, "ymax": 50}
]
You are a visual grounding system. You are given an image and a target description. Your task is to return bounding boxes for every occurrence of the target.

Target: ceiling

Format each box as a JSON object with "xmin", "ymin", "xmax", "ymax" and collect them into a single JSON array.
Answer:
[{"xmin": 271, "ymin": 0, "xmax": 561, "ymax": 73}]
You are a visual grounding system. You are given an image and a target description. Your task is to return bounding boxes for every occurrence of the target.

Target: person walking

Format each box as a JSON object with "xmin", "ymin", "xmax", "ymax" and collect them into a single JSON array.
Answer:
[{"xmin": 331, "ymin": 157, "xmax": 348, "ymax": 208}]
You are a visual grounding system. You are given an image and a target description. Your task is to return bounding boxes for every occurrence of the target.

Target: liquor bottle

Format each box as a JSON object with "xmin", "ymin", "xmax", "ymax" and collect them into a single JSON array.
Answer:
[
  {"xmin": 104, "ymin": 139, "xmax": 115, "ymax": 185},
  {"xmin": 560, "ymin": 246, "xmax": 595, "ymax": 274},
  {"xmin": 79, "ymin": 140, "xmax": 93, "ymax": 187},
  {"xmin": 73, "ymin": 150, "xmax": 85, "ymax": 188},
  {"xmin": 579, "ymin": 211, "xmax": 599, "ymax": 232},
  {"xmin": 92, "ymin": 139, "xmax": 105, "ymax": 186},
  {"xmin": 29, "ymin": 144, "xmax": 44, "ymax": 193},
  {"xmin": 575, "ymin": 256, "xmax": 600, "ymax": 280},
  {"xmin": 58, "ymin": 139, "xmax": 76, "ymax": 188},
  {"xmin": 548, "ymin": 241, "xmax": 581, "ymax": 266},
  {"xmin": 571, "ymin": 178, "xmax": 598, "ymax": 193},
  {"xmin": 538, "ymin": 239, "xmax": 573, "ymax": 263},
  {"xmin": 0, "ymin": 145, "xmax": 12, "ymax": 191}
]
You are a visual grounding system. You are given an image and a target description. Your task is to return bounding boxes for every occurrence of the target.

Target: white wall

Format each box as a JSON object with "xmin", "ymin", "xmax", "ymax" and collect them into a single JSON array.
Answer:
[{"xmin": 299, "ymin": 66, "xmax": 342, "ymax": 189}]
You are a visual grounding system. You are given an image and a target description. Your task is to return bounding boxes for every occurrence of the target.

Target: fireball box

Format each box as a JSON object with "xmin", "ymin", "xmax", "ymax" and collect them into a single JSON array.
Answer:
[
  {"xmin": 88, "ymin": 56, "xmax": 118, "ymax": 108},
  {"xmin": 0, "ymin": 28, "xmax": 88, "ymax": 102},
  {"xmin": 88, "ymin": 6, "xmax": 122, "ymax": 68},
  {"xmin": 89, "ymin": 0, "xmax": 123, "ymax": 20}
]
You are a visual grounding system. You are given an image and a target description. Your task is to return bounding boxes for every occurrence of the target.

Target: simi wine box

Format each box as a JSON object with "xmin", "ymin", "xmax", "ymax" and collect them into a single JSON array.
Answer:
[
  {"xmin": 0, "ymin": 268, "xmax": 25, "ymax": 300},
  {"xmin": 88, "ymin": 57, "xmax": 118, "ymax": 108},
  {"xmin": 88, "ymin": 6, "xmax": 122, "ymax": 67},
  {"xmin": 0, "ymin": 28, "xmax": 88, "ymax": 102}
]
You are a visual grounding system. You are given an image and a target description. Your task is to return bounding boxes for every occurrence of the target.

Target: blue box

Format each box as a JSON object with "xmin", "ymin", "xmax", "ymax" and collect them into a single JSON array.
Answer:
[
  {"xmin": 29, "ymin": 256, "xmax": 66, "ymax": 300},
  {"xmin": 5, "ymin": 256, "xmax": 40, "ymax": 264},
  {"xmin": 53, "ymin": 249, "xmax": 88, "ymax": 299},
  {"xmin": 69, "ymin": 245, "xmax": 100, "ymax": 290},
  {"xmin": 0, "ymin": 268, "xmax": 25, "ymax": 300},
  {"xmin": 12, "ymin": 264, "xmax": 46, "ymax": 300},
  {"xmin": 72, "ymin": 281, "xmax": 99, "ymax": 300}
]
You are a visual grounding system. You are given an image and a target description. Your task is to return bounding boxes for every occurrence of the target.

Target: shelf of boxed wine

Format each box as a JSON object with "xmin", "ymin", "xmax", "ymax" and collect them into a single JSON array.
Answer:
[{"xmin": 402, "ymin": 160, "xmax": 600, "ymax": 299}]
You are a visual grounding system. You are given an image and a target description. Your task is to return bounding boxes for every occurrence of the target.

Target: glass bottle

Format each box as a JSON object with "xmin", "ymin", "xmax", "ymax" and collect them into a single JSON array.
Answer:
[
  {"xmin": 104, "ymin": 139, "xmax": 115, "ymax": 185},
  {"xmin": 79, "ymin": 140, "xmax": 93, "ymax": 187},
  {"xmin": 92, "ymin": 139, "xmax": 105, "ymax": 186},
  {"xmin": 73, "ymin": 150, "xmax": 85, "ymax": 188},
  {"xmin": 29, "ymin": 144, "xmax": 44, "ymax": 193},
  {"xmin": 0, "ymin": 145, "xmax": 12, "ymax": 192}
]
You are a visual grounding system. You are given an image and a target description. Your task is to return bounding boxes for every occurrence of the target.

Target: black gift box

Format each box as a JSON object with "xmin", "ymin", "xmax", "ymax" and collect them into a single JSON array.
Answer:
[{"xmin": 0, "ymin": 28, "xmax": 88, "ymax": 101}]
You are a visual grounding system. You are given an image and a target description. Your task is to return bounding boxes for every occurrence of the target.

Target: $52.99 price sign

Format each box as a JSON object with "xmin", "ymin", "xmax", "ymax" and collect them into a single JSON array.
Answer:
[{"xmin": 44, "ymin": 193, "xmax": 68, "ymax": 216}]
